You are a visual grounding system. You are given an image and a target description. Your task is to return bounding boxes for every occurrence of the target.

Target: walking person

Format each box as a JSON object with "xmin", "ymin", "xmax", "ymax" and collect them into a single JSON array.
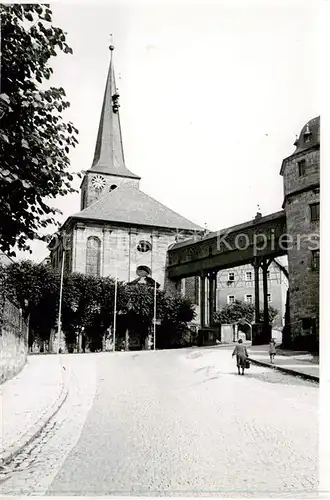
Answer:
[
  {"xmin": 232, "ymin": 339, "xmax": 249, "ymax": 375},
  {"xmin": 269, "ymin": 338, "xmax": 276, "ymax": 363}
]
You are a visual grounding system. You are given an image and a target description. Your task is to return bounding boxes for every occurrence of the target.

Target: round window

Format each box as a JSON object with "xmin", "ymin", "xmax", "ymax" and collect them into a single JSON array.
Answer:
[{"xmin": 137, "ymin": 240, "xmax": 152, "ymax": 253}]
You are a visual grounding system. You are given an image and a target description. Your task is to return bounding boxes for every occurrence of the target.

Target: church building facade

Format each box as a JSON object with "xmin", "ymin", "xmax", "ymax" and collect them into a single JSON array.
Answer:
[{"xmin": 50, "ymin": 46, "xmax": 203, "ymax": 288}]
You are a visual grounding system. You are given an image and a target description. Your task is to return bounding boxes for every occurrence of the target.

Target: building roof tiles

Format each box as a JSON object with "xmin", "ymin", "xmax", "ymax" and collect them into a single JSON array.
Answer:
[{"xmin": 71, "ymin": 184, "xmax": 203, "ymax": 231}]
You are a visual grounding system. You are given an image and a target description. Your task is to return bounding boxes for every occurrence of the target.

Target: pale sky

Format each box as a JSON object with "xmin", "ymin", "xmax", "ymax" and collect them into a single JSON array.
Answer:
[{"xmin": 17, "ymin": 0, "xmax": 320, "ymax": 262}]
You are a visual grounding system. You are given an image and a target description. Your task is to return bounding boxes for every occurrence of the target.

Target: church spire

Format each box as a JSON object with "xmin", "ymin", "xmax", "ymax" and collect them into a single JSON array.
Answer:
[{"xmin": 90, "ymin": 44, "xmax": 139, "ymax": 179}]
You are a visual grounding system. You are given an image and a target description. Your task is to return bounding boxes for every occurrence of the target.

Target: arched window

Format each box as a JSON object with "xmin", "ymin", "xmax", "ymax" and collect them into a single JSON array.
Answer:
[{"xmin": 86, "ymin": 237, "xmax": 101, "ymax": 277}]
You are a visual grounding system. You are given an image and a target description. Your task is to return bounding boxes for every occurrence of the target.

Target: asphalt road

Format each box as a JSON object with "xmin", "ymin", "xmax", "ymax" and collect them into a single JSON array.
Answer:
[{"xmin": 1, "ymin": 347, "xmax": 318, "ymax": 497}]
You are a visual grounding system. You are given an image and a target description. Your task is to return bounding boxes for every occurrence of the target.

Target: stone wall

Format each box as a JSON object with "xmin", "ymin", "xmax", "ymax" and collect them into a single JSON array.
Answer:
[
  {"xmin": 70, "ymin": 221, "xmax": 193, "ymax": 287},
  {"xmin": 0, "ymin": 295, "xmax": 28, "ymax": 384},
  {"xmin": 282, "ymin": 146, "xmax": 320, "ymax": 348},
  {"xmin": 285, "ymin": 191, "xmax": 320, "ymax": 325},
  {"xmin": 282, "ymin": 149, "xmax": 319, "ymax": 198}
]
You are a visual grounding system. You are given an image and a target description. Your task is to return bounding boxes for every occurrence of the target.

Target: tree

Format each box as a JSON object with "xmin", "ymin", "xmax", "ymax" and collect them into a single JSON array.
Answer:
[
  {"xmin": 3, "ymin": 260, "xmax": 59, "ymax": 344},
  {"xmin": 1, "ymin": 261, "xmax": 196, "ymax": 351},
  {"xmin": 157, "ymin": 293, "xmax": 196, "ymax": 348},
  {"xmin": 214, "ymin": 300, "xmax": 279, "ymax": 326},
  {"xmin": 260, "ymin": 306, "xmax": 279, "ymax": 324},
  {"xmin": 120, "ymin": 284, "xmax": 156, "ymax": 348},
  {"xmin": 214, "ymin": 301, "xmax": 255, "ymax": 325},
  {"xmin": 0, "ymin": 4, "xmax": 79, "ymax": 255},
  {"xmin": 61, "ymin": 274, "xmax": 117, "ymax": 350}
]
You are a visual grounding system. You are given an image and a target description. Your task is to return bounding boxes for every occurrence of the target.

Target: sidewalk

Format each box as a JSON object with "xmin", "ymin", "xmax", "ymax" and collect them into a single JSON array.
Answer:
[
  {"xmin": 248, "ymin": 344, "xmax": 319, "ymax": 382},
  {"xmin": 0, "ymin": 354, "xmax": 69, "ymax": 465}
]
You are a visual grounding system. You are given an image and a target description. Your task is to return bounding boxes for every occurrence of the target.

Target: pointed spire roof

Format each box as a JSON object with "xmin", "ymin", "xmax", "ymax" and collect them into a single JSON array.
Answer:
[{"xmin": 90, "ymin": 46, "xmax": 140, "ymax": 180}]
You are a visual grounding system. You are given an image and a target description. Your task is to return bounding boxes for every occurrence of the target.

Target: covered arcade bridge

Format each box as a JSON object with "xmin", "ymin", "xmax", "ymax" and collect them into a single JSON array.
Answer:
[{"xmin": 166, "ymin": 211, "xmax": 288, "ymax": 344}]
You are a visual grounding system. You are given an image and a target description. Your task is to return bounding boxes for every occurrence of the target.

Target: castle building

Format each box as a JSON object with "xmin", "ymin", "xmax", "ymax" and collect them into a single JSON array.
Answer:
[
  {"xmin": 50, "ymin": 46, "xmax": 203, "ymax": 286},
  {"xmin": 280, "ymin": 116, "xmax": 320, "ymax": 348},
  {"xmin": 216, "ymin": 260, "xmax": 289, "ymax": 328}
]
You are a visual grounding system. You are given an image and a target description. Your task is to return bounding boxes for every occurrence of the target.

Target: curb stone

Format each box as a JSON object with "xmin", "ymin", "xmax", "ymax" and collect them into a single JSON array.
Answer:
[
  {"xmin": 249, "ymin": 357, "xmax": 319, "ymax": 382},
  {"xmin": 0, "ymin": 361, "xmax": 69, "ymax": 467}
]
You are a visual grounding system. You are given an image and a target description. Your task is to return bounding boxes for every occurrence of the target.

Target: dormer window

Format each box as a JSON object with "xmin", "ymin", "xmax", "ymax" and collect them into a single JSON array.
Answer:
[
  {"xmin": 298, "ymin": 159, "xmax": 306, "ymax": 177},
  {"xmin": 303, "ymin": 124, "xmax": 312, "ymax": 143}
]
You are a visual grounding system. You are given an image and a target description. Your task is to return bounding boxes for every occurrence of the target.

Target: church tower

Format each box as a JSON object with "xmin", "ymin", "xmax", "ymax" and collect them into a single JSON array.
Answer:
[
  {"xmin": 50, "ymin": 43, "xmax": 202, "ymax": 289},
  {"xmin": 80, "ymin": 45, "xmax": 140, "ymax": 210}
]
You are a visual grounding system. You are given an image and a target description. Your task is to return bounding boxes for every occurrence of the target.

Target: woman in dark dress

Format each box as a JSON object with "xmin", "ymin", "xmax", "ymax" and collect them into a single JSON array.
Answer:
[{"xmin": 232, "ymin": 339, "xmax": 249, "ymax": 375}]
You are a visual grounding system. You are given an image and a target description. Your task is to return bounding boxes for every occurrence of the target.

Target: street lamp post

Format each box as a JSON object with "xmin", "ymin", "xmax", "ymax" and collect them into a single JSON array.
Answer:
[
  {"xmin": 113, "ymin": 268, "xmax": 118, "ymax": 352},
  {"xmin": 153, "ymin": 277, "xmax": 157, "ymax": 350},
  {"xmin": 57, "ymin": 249, "xmax": 65, "ymax": 354}
]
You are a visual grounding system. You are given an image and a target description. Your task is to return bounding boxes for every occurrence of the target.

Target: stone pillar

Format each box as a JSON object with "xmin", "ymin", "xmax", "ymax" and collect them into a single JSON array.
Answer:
[
  {"xmin": 282, "ymin": 289, "xmax": 291, "ymax": 348},
  {"xmin": 262, "ymin": 258, "xmax": 269, "ymax": 328},
  {"xmin": 261, "ymin": 258, "xmax": 273, "ymax": 343},
  {"xmin": 200, "ymin": 271, "xmax": 206, "ymax": 328},
  {"xmin": 207, "ymin": 272, "xmax": 217, "ymax": 326},
  {"xmin": 212, "ymin": 272, "xmax": 217, "ymax": 320},
  {"xmin": 253, "ymin": 258, "xmax": 261, "ymax": 323}
]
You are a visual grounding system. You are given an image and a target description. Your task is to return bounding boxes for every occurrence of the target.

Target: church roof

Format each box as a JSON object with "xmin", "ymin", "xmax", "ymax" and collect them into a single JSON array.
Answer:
[
  {"xmin": 89, "ymin": 46, "xmax": 140, "ymax": 180},
  {"xmin": 71, "ymin": 184, "xmax": 203, "ymax": 231}
]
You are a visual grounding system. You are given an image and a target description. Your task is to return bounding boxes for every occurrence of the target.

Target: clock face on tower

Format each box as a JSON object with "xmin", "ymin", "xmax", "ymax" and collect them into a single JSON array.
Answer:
[{"xmin": 91, "ymin": 175, "xmax": 106, "ymax": 191}]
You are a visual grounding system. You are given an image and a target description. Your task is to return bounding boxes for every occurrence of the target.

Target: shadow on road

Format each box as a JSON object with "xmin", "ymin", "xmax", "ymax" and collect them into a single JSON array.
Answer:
[
  {"xmin": 241, "ymin": 370, "xmax": 317, "ymax": 388},
  {"xmin": 192, "ymin": 364, "xmax": 317, "ymax": 388}
]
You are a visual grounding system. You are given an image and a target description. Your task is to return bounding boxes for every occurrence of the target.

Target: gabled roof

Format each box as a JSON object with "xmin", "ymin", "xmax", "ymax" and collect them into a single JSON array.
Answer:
[
  {"xmin": 89, "ymin": 46, "xmax": 140, "ymax": 180},
  {"xmin": 70, "ymin": 184, "xmax": 203, "ymax": 231}
]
